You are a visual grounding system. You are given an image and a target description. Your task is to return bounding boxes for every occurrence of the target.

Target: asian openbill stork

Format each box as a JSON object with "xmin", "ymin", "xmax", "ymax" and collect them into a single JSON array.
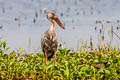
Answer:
[{"xmin": 41, "ymin": 11, "xmax": 65, "ymax": 64}]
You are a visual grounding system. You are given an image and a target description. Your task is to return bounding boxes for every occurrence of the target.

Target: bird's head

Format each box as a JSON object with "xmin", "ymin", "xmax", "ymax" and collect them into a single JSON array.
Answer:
[{"xmin": 46, "ymin": 11, "xmax": 65, "ymax": 30}]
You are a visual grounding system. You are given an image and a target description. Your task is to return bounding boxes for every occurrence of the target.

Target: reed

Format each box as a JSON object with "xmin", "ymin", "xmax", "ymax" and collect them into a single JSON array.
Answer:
[
  {"xmin": 2, "ymin": 0, "xmax": 5, "ymax": 13},
  {"xmin": 82, "ymin": 0, "xmax": 86, "ymax": 16}
]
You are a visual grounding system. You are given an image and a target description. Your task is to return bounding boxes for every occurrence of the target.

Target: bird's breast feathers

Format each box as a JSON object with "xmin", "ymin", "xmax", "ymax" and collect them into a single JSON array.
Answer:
[{"xmin": 41, "ymin": 30, "xmax": 58, "ymax": 50}]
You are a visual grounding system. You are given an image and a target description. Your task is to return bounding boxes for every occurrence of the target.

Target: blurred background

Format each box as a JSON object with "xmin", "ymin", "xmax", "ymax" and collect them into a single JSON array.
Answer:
[{"xmin": 0, "ymin": 0, "xmax": 120, "ymax": 52}]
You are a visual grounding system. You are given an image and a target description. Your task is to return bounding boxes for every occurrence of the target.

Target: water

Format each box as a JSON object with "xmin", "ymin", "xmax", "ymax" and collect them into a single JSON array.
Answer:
[{"xmin": 0, "ymin": 0, "xmax": 120, "ymax": 52}]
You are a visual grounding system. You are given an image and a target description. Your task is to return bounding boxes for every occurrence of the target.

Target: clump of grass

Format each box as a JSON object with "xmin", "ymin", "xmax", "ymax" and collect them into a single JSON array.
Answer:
[{"xmin": 0, "ymin": 40, "xmax": 120, "ymax": 80}]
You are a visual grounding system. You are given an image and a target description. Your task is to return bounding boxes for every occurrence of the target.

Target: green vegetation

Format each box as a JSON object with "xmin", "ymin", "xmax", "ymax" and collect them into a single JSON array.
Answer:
[{"xmin": 0, "ymin": 41, "xmax": 120, "ymax": 80}]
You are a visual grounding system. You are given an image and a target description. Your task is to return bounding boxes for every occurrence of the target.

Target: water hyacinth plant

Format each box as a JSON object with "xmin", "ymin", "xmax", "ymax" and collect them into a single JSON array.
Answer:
[{"xmin": 0, "ymin": 40, "xmax": 120, "ymax": 80}]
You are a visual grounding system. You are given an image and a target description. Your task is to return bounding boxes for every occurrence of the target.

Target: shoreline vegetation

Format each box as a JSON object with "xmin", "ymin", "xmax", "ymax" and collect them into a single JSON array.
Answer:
[{"xmin": 0, "ymin": 35, "xmax": 120, "ymax": 80}]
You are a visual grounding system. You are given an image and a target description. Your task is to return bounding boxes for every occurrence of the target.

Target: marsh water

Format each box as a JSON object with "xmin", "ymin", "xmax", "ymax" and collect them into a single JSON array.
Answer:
[{"xmin": 0, "ymin": 0, "xmax": 120, "ymax": 52}]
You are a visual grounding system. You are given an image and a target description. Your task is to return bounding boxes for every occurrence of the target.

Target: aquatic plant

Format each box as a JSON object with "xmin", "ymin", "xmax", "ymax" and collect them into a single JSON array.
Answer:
[{"xmin": 0, "ymin": 40, "xmax": 120, "ymax": 80}]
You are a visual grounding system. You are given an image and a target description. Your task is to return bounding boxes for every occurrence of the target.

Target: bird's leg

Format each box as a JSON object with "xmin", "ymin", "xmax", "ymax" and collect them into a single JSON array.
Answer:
[
  {"xmin": 45, "ymin": 50, "xmax": 47, "ymax": 64},
  {"xmin": 54, "ymin": 50, "xmax": 56, "ymax": 64}
]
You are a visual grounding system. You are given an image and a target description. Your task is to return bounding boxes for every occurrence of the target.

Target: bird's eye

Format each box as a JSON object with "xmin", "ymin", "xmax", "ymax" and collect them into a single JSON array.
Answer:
[{"xmin": 47, "ymin": 12, "xmax": 55, "ymax": 19}]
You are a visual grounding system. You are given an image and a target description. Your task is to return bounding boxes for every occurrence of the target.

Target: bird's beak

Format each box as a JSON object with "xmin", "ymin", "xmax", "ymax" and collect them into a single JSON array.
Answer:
[{"xmin": 54, "ymin": 16, "xmax": 65, "ymax": 30}]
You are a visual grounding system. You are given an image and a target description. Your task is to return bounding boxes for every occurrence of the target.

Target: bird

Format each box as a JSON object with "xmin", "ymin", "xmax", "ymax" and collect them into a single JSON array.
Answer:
[
  {"xmin": 41, "ymin": 10, "xmax": 65, "ymax": 64},
  {"xmin": 91, "ymin": 61, "xmax": 108, "ymax": 69}
]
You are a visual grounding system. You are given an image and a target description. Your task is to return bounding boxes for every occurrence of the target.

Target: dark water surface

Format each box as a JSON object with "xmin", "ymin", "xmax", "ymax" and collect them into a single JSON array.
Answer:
[{"xmin": 0, "ymin": 0, "xmax": 120, "ymax": 52}]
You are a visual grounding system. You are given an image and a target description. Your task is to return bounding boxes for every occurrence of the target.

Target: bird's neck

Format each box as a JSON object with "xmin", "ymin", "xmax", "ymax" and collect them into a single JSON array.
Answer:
[{"xmin": 50, "ymin": 21, "xmax": 55, "ymax": 31}]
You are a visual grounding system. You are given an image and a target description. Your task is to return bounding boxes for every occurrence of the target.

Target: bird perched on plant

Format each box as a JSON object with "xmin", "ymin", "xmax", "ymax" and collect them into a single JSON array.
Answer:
[{"xmin": 41, "ymin": 10, "xmax": 65, "ymax": 64}]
